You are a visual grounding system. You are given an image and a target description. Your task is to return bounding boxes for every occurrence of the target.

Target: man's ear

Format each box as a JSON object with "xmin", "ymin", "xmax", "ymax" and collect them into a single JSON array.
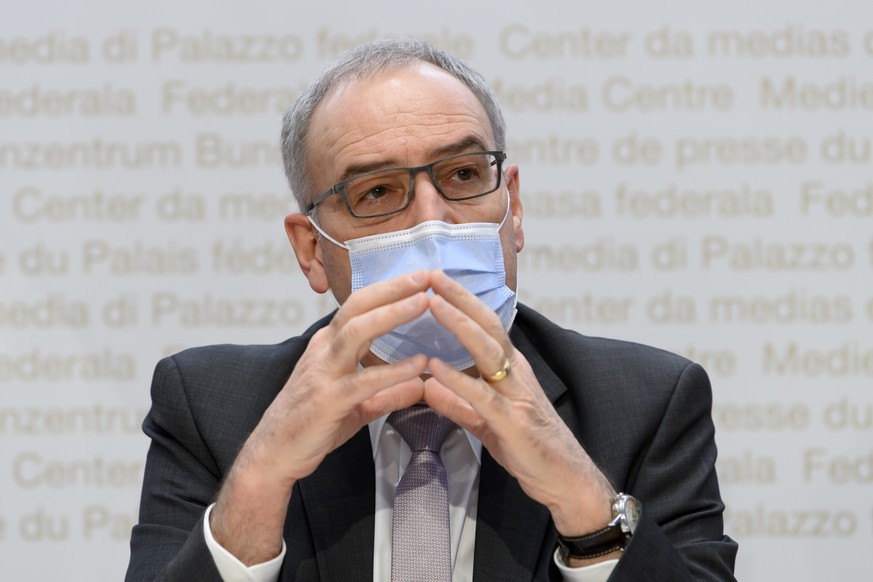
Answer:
[
  {"xmin": 504, "ymin": 163, "xmax": 524, "ymax": 253},
  {"xmin": 285, "ymin": 213, "xmax": 329, "ymax": 293}
]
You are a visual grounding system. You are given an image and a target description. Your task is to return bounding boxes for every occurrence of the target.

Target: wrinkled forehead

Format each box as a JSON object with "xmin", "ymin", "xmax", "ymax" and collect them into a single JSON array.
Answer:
[{"xmin": 305, "ymin": 62, "xmax": 494, "ymax": 188}]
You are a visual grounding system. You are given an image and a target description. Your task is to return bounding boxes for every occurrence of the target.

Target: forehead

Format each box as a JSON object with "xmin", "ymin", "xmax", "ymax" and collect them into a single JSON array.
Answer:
[{"xmin": 306, "ymin": 62, "xmax": 494, "ymax": 188}]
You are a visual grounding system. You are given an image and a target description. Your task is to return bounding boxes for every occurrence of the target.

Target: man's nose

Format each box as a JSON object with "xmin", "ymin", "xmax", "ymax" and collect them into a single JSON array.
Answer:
[{"xmin": 407, "ymin": 170, "xmax": 457, "ymax": 224}]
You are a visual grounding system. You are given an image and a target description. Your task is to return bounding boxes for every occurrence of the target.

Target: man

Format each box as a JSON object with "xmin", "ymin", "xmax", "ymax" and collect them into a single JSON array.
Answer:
[{"xmin": 127, "ymin": 39, "xmax": 737, "ymax": 581}]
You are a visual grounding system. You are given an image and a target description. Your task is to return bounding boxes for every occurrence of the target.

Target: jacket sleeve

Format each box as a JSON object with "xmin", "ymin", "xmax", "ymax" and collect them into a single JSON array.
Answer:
[
  {"xmin": 125, "ymin": 355, "xmax": 224, "ymax": 582},
  {"xmin": 608, "ymin": 362, "xmax": 738, "ymax": 581}
]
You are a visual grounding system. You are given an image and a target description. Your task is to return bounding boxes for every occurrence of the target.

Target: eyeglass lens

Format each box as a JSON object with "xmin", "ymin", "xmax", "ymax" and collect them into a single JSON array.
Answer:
[{"xmin": 343, "ymin": 152, "xmax": 501, "ymax": 218}]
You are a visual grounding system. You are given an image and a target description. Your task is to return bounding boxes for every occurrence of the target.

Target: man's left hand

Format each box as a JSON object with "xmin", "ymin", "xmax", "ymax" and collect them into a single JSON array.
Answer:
[{"xmin": 422, "ymin": 270, "xmax": 617, "ymax": 544}]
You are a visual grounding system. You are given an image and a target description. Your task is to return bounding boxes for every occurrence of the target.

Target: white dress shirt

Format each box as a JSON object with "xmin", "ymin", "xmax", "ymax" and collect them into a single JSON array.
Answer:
[{"xmin": 203, "ymin": 415, "xmax": 618, "ymax": 582}]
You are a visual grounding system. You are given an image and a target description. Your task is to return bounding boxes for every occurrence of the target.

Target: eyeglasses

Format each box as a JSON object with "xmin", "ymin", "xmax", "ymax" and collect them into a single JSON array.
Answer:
[{"xmin": 306, "ymin": 151, "xmax": 506, "ymax": 219}]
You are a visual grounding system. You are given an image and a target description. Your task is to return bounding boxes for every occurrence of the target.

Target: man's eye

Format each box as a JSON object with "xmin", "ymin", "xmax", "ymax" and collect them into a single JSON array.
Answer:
[
  {"xmin": 349, "ymin": 182, "xmax": 403, "ymax": 210},
  {"xmin": 449, "ymin": 164, "xmax": 486, "ymax": 182},
  {"xmin": 455, "ymin": 168, "xmax": 475, "ymax": 181},
  {"xmin": 361, "ymin": 185, "xmax": 389, "ymax": 200}
]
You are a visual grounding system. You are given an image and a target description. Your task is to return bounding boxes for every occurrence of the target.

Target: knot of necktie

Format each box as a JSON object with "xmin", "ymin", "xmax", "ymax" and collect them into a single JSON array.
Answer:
[{"xmin": 388, "ymin": 405, "xmax": 457, "ymax": 453}]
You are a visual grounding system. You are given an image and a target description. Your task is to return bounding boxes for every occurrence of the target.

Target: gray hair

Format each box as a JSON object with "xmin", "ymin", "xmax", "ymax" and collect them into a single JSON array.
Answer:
[{"xmin": 280, "ymin": 38, "xmax": 507, "ymax": 211}]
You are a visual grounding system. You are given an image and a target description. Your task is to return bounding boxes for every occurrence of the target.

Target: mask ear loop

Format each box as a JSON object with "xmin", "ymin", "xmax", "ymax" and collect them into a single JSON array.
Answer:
[
  {"xmin": 497, "ymin": 183, "xmax": 519, "ymax": 330},
  {"xmin": 306, "ymin": 215, "xmax": 348, "ymax": 249},
  {"xmin": 496, "ymin": 184, "xmax": 512, "ymax": 230},
  {"xmin": 303, "ymin": 216, "xmax": 347, "ymax": 308}
]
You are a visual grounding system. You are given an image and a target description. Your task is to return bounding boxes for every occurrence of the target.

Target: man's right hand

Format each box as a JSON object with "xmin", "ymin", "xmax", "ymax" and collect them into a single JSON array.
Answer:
[{"xmin": 209, "ymin": 270, "xmax": 432, "ymax": 566}]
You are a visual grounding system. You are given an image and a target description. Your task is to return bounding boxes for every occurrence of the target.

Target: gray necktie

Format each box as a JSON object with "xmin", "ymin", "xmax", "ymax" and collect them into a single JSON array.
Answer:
[{"xmin": 388, "ymin": 405, "xmax": 457, "ymax": 582}]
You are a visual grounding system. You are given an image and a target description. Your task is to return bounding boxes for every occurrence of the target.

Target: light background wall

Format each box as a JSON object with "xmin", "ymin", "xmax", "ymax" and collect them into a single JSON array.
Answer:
[{"xmin": 1, "ymin": 1, "xmax": 871, "ymax": 579}]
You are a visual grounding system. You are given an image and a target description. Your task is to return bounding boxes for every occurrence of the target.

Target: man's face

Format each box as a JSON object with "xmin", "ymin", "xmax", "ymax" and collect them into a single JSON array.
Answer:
[{"xmin": 287, "ymin": 61, "xmax": 523, "ymax": 303}]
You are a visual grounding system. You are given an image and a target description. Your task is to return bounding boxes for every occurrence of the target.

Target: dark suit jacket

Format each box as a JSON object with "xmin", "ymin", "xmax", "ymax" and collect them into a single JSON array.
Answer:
[{"xmin": 126, "ymin": 304, "xmax": 737, "ymax": 581}]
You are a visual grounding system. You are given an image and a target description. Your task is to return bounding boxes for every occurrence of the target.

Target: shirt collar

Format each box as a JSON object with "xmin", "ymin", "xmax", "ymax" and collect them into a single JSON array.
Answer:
[{"xmin": 368, "ymin": 412, "xmax": 482, "ymax": 463}]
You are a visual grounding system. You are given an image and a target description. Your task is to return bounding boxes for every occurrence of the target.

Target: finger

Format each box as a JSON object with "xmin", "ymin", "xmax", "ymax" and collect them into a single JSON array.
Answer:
[
  {"xmin": 428, "ymin": 294, "xmax": 513, "ymax": 388},
  {"xmin": 330, "ymin": 291, "xmax": 429, "ymax": 363},
  {"xmin": 422, "ymin": 375, "xmax": 485, "ymax": 437},
  {"xmin": 427, "ymin": 357, "xmax": 512, "ymax": 422},
  {"xmin": 358, "ymin": 376, "xmax": 426, "ymax": 424},
  {"xmin": 430, "ymin": 270, "xmax": 513, "ymax": 353},
  {"xmin": 338, "ymin": 353, "xmax": 428, "ymax": 410},
  {"xmin": 331, "ymin": 270, "xmax": 431, "ymax": 328}
]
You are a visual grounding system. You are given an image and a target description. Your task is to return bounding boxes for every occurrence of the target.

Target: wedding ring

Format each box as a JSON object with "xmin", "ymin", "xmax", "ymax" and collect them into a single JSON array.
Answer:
[{"xmin": 483, "ymin": 358, "xmax": 511, "ymax": 383}]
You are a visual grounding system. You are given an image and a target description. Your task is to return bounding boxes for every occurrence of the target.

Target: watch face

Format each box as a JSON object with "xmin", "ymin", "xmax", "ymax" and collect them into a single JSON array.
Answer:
[{"xmin": 618, "ymin": 494, "xmax": 641, "ymax": 534}]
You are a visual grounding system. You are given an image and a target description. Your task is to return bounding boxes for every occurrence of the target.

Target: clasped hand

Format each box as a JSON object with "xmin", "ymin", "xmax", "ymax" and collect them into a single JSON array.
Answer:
[{"xmin": 213, "ymin": 270, "xmax": 614, "ymax": 564}]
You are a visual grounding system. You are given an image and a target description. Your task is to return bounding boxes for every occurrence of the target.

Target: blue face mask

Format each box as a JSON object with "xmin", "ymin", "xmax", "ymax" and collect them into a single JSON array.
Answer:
[{"xmin": 309, "ymin": 203, "xmax": 518, "ymax": 370}]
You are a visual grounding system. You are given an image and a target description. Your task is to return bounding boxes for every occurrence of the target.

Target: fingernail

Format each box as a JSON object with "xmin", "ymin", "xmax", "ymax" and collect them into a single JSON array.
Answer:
[{"xmin": 410, "ymin": 270, "xmax": 426, "ymax": 284}]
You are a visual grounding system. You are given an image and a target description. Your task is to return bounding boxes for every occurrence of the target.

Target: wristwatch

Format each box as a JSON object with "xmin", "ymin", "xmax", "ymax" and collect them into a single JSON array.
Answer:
[{"xmin": 556, "ymin": 493, "xmax": 641, "ymax": 561}]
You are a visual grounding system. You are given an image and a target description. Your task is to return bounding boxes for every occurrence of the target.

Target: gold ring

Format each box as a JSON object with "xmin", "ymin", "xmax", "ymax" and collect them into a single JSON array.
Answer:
[{"xmin": 483, "ymin": 358, "xmax": 511, "ymax": 383}]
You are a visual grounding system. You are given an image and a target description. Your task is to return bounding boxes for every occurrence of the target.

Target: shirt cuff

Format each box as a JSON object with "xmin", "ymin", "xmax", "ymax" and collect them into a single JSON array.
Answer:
[
  {"xmin": 203, "ymin": 503, "xmax": 285, "ymax": 582},
  {"xmin": 553, "ymin": 548, "xmax": 619, "ymax": 582}
]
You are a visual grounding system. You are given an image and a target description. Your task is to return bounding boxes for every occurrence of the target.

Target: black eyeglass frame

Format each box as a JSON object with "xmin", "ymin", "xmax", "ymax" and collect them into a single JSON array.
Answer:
[{"xmin": 305, "ymin": 150, "xmax": 507, "ymax": 219}]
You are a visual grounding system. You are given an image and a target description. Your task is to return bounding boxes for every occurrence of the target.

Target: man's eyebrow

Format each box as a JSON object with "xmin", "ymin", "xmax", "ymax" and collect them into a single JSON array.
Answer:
[
  {"xmin": 335, "ymin": 137, "xmax": 491, "ymax": 182},
  {"xmin": 426, "ymin": 137, "xmax": 490, "ymax": 160},
  {"xmin": 337, "ymin": 159, "xmax": 400, "ymax": 182}
]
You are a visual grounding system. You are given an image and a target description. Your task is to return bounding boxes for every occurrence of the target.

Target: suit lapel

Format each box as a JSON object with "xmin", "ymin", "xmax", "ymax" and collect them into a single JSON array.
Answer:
[
  {"xmin": 473, "ymin": 452, "xmax": 552, "ymax": 580},
  {"xmin": 297, "ymin": 427, "xmax": 375, "ymax": 581},
  {"xmin": 472, "ymin": 325, "xmax": 571, "ymax": 580}
]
